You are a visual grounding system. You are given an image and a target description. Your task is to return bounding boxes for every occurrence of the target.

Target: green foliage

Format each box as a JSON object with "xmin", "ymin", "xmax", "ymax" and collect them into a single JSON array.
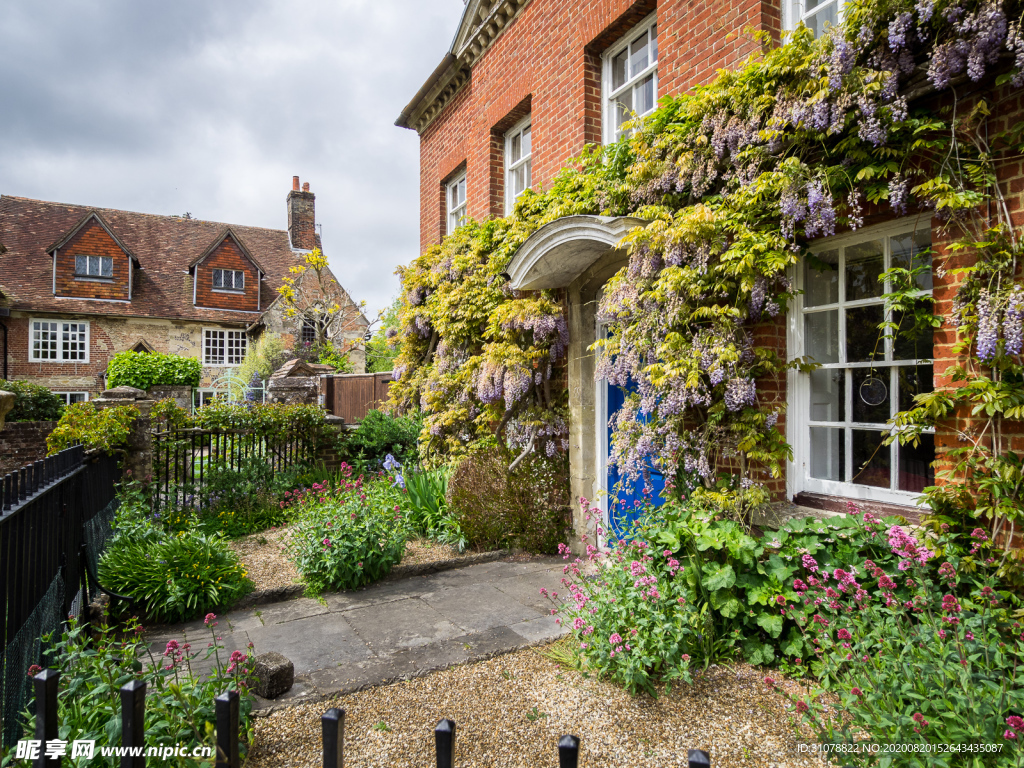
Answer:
[
  {"xmin": 383, "ymin": 458, "xmax": 467, "ymax": 552},
  {"xmin": 0, "ymin": 379, "xmax": 64, "ymax": 422},
  {"xmin": 106, "ymin": 350, "xmax": 201, "ymax": 390},
  {"xmin": 236, "ymin": 331, "xmax": 289, "ymax": 385},
  {"xmin": 46, "ymin": 402, "xmax": 138, "ymax": 455},
  {"xmin": 316, "ymin": 346, "xmax": 354, "ymax": 373},
  {"xmin": 366, "ymin": 297, "xmax": 401, "ymax": 373},
  {"xmin": 17, "ymin": 616, "xmax": 256, "ymax": 766},
  {"xmin": 340, "ymin": 409, "xmax": 421, "ymax": 471},
  {"xmin": 447, "ymin": 446, "xmax": 569, "ymax": 553},
  {"xmin": 99, "ymin": 497, "xmax": 252, "ymax": 623},
  {"xmin": 285, "ymin": 473, "xmax": 407, "ymax": 594}
]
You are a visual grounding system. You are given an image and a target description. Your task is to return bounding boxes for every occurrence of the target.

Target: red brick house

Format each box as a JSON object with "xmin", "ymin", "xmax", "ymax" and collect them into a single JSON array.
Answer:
[
  {"xmin": 0, "ymin": 177, "xmax": 368, "ymax": 404},
  {"xmin": 397, "ymin": 0, "xmax": 1024, "ymax": 531}
]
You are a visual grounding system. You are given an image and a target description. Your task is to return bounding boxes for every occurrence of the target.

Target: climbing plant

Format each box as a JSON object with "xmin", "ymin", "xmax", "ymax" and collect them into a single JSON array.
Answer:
[{"xmin": 391, "ymin": 0, "xmax": 1024, "ymax": 529}]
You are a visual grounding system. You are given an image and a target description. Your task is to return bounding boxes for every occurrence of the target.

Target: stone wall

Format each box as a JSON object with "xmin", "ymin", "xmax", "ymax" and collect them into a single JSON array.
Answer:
[{"xmin": 0, "ymin": 420, "xmax": 58, "ymax": 477}]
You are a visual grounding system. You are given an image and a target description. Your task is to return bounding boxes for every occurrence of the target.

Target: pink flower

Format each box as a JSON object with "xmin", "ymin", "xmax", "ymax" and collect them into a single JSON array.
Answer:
[
  {"xmin": 27, "ymin": 664, "xmax": 42, "ymax": 677},
  {"xmin": 1005, "ymin": 730, "xmax": 1018, "ymax": 740},
  {"xmin": 764, "ymin": 676, "xmax": 776, "ymax": 686},
  {"xmin": 912, "ymin": 713, "xmax": 928, "ymax": 726},
  {"xmin": 795, "ymin": 701, "xmax": 809, "ymax": 713},
  {"xmin": 609, "ymin": 633, "xmax": 623, "ymax": 645},
  {"xmin": 851, "ymin": 687, "xmax": 863, "ymax": 697},
  {"xmin": 837, "ymin": 629, "xmax": 852, "ymax": 641},
  {"xmin": 204, "ymin": 613, "xmax": 218, "ymax": 626},
  {"xmin": 681, "ymin": 654, "xmax": 690, "ymax": 662},
  {"xmin": 802, "ymin": 555, "xmax": 819, "ymax": 572},
  {"xmin": 1008, "ymin": 716, "xmax": 1024, "ymax": 731}
]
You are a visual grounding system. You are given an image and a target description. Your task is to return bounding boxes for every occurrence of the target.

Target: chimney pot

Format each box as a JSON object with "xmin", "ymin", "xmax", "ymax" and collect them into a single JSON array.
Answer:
[
  {"xmin": 302, "ymin": 182, "xmax": 310, "ymax": 192},
  {"xmin": 287, "ymin": 179, "xmax": 316, "ymax": 250},
  {"xmin": 292, "ymin": 175, "xmax": 300, "ymax": 191}
]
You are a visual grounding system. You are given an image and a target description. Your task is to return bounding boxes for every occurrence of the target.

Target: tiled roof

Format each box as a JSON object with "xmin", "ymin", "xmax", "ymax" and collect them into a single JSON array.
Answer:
[{"xmin": 0, "ymin": 195, "xmax": 311, "ymax": 324}]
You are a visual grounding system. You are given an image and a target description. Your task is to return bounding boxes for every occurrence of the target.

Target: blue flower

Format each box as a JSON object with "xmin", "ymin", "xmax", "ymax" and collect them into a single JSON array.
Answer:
[
  {"xmin": 383, "ymin": 453, "xmax": 402, "ymax": 472},
  {"xmin": 392, "ymin": 472, "xmax": 405, "ymax": 490}
]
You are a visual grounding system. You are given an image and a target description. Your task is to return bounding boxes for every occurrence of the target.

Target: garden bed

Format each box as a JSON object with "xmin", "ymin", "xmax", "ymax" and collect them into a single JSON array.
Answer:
[{"xmin": 247, "ymin": 644, "xmax": 821, "ymax": 768}]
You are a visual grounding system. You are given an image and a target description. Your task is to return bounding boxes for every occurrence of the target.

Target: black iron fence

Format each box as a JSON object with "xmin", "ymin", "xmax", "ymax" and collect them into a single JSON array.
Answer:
[
  {"xmin": 0, "ymin": 447, "xmax": 121, "ymax": 749},
  {"xmin": 150, "ymin": 427, "xmax": 316, "ymax": 513}
]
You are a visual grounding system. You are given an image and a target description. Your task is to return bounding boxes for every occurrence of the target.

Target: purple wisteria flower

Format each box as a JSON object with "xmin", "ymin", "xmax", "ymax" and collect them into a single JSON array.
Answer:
[
  {"xmin": 976, "ymin": 288, "xmax": 999, "ymax": 363},
  {"xmin": 724, "ymin": 377, "xmax": 757, "ymax": 411},
  {"xmin": 1004, "ymin": 285, "xmax": 1023, "ymax": 356}
]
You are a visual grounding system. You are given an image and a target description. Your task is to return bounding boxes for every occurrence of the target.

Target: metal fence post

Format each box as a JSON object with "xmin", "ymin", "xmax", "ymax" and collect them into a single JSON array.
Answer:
[
  {"xmin": 120, "ymin": 679, "xmax": 146, "ymax": 768},
  {"xmin": 321, "ymin": 708, "xmax": 344, "ymax": 768},
  {"xmin": 688, "ymin": 749, "xmax": 711, "ymax": 767},
  {"xmin": 434, "ymin": 719, "xmax": 455, "ymax": 768},
  {"xmin": 215, "ymin": 690, "xmax": 240, "ymax": 768},
  {"xmin": 558, "ymin": 735, "xmax": 580, "ymax": 768},
  {"xmin": 33, "ymin": 669, "xmax": 59, "ymax": 768}
]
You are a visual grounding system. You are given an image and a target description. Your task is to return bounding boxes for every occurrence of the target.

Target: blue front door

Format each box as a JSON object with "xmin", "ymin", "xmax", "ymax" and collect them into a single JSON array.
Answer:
[{"xmin": 605, "ymin": 379, "xmax": 666, "ymax": 540}]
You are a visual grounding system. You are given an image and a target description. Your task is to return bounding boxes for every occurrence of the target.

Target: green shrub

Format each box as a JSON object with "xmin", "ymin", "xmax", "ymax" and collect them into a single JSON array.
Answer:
[
  {"xmin": 46, "ymin": 401, "xmax": 138, "ymax": 455},
  {"xmin": 106, "ymin": 350, "xmax": 202, "ymax": 390},
  {"xmin": 0, "ymin": 378, "xmax": 64, "ymax": 422},
  {"xmin": 341, "ymin": 409, "xmax": 421, "ymax": 470},
  {"xmin": 99, "ymin": 501, "xmax": 251, "ymax": 623},
  {"xmin": 18, "ymin": 615, "xmax": 255, "ymax": 766},
  {"xmin": 382, "ymin": 455, "xmax": 467, "ymax": 552},
  {"xmin": 286, "ymin": 473, "xmax": 406, "ymax": 594},
  {"xmin": 447, "ymin": 446, "xmax": 569, "ymax": 553},
  {"xmin": 184, "ymin": 456, "xmax": 298, "ymax": 538}
]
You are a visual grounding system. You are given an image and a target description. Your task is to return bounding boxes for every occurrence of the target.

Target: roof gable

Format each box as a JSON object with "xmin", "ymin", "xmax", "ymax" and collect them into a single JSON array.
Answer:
[
  {"xmin": 47, "ymin": 211, "xmax": 139, "ymax": 265},
  {"xmin": 189, "ymin": 227, "xmax": 266, "ymax": 274}
]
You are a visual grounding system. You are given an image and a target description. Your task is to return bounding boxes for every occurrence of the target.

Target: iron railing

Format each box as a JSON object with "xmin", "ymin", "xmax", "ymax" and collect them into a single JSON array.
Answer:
[{"xmin": 0, "ymin": 447, "xmax": 121, "ymax": 748}]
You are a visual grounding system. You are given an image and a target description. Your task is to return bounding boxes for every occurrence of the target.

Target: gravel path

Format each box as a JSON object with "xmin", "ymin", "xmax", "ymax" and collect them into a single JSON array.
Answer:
[{"xmin": 247, "ymin": 643, "xmax": 822, "ymax": 768}]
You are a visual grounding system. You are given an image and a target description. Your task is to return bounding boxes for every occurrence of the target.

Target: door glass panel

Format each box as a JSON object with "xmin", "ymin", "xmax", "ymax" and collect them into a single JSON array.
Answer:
[
  {"xmin": 852, "ymin": 430, "xmax": 890, "ymax": 488},
  {"xmin": 805, "ymin": 249, "xmax": 839, "ymax": 307},
  {"xmin": 845, "ymin": 239, "xmax": 885, "ymax": 301},
  {"xmin": 890, "ymin": 228, "xmax": 933, "ymax": 291},
  {"xmin": 810, "ymin": 427, "xmax": 845, "ymax": 481},
  {"xmin": 852, "ymin": 367, "xmax": 890, "ymax": 424},
  {"xmin": 846, "ymin": 304, "xmax": 884, "ymax": 362},
  {"xmin": 898, "ymin": 433, "xmax": 935, "ymax": 491},
  {"xmin": 892, "ymin": 299, "xmax": 934, "ymax": 360},
  {"xmin": 805, "ymin": 310, "xmax": 839, "ymax": 364},
  {"xmin": 810, "ymin": 368, "xmax": 844, "ymax": 422}
]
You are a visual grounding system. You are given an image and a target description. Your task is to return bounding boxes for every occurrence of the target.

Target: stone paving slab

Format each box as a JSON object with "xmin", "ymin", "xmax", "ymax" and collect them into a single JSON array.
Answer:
[{"xmin": 145, "ymin": 557, "xmax": 569, "ymax": 710}]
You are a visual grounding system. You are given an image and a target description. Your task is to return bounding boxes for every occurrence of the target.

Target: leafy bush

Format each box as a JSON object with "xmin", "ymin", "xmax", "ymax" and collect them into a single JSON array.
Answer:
[
  {"xmin": 16, "ymin": 615, "xmax": 255, "ymax": 766},
  {"xmin": 286, "ymin": 472, "xmax": 406, "ymax": 594},
  {"xmin": 46, "ymin": 402, "xmax": 138, "ymax": 455},
  {"xmin": 106, "ymin": 350, "xmax": 201, "ymax": 390},
  {"xmin": 447, "ymin": 446, "xmax": 569, "ymax": 553},
  {"xmin": 784, "ymin": 526, "xmax": 1023, "ymax": 765},
  {"xmin": 0, "ymin": 379, "xmax": 64, "ymax": 422},
  {"xmin": 340, "ymin": 409, "xmax": 421, "ymax": 471},
  {"xmin": 99, "ymin": 499, "xmax": 251, "ymax": 623},
  {"xmin": 236, "ymin": 332, "xmax": 288, "ymax": 390},
  {"xmin": 383, "ymin": 455, "xmax": 467, "ymax": 552}
]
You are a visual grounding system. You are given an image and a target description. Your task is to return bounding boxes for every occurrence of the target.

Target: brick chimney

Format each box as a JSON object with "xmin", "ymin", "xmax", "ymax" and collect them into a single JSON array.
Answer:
[{"xmin": 287, "ymin": 176, "xmax": 316, "ymax": 251}]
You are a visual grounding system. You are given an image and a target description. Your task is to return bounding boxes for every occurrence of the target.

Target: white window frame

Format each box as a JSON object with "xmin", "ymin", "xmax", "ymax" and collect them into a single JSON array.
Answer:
[
  {"xmin": 787, "ymin": 218, "xmax": 935, "ymax": 506},
  {"xmin": 202, "ymin": 328, "xmax": 247, "ymax": 366},
  {"xmin": 74, "ymin": 254, "xmax": 114, "ymax": 279},
  {"xmin": 504, "ymin": 116, "xmax": 532, "ymax": 215},
  {"xmin": 783, "ymin": 0, "xmax": 845, "ymax": 37},
  {"xmin": 53, "ymin": 391, "xmax": 89, "ymax": 405},
  {"xmin": 602, "ymin": 13, "xmax": 659, "ymax": 145},
  {"xmin": 29, "ymin": 319, "xmax": 90, "ymax": 363},
  {"xmin": 212, "ymin": 269, "xmax": 245, "ymax": 292},
  {"xmin": 194, "ymin": 389, "xmax": 226, "ymax": 409},
  {"xmin": 446, "ymin": 171, "xmax": 467, "ymax": 234}
]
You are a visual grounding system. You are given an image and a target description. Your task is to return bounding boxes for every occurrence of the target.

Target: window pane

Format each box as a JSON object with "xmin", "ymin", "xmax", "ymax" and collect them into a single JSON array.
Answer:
[
  {"xmin": 898, "ymin": 365, "xmax": 933, "ymax": 412},
  {"xmin": 810, "ymin": 368, "xmax": 844, "ymax": 422},
  {"xmin": 806, "ymin": 1, "xmax": 838, "ymax": 36},
  {"xmin": 76, "ymin": 255, "xmax": 87, "ymax": 275},
  {"xmin": 635, "ymin": 73, "xmax": 655, "ymax": 116},
  {"xmin": 521, "ymin": 126, "xmax": 531, "ymax": 157},
  {"xmin": 890, "ymin": 228, "xmax": 933, "ymax": 291},
  {"xmin": 845, "ymin": 239, "xmax": 884, "ymax": 301},
  {"xmin": 630, "ymin": 31, "xmax": 649, "ymax": 75},
  {"xmin": 805, "ymin": 249, "xmax": 839, "ymax": 307},
  {"xmin": 235, "ymin": 271, "xmax": 244, "ymax": 290},
  {"xmin": 852, "ymin": 367, "xmax": 890, "ymax": 424},
  {"xmin": 851, "ymin": 430, "xmax": 890, "ymax": 488},
  {"xmin": 810, "ymin": 427, "xmax": 845, "ymax": 481},
  {"xmin": 101, "ymin": 257, "xmax": 113, "ymax": 277},
  {"xmin": 898, "ymin": 433, "xmax": 935, "ymax": 491},
  {"xmin": 650, "ymin": 24, "xmax": 658, "ymax": 62},
  {"xmin": 892, "ymin": 299, "xmax": 934, "ymax": 360},
  {"xmin": 612, "ymin": 49, "xmax": 628, "ymax": 90},
  {"xmin": 805, "ymin": 310, "xmax": 839, "ymax": 364},
  {"xmin": 213, "ymin": 270, "xmax": 223, "ymax": 288},
  {"xmin": 614, "ymin": 91, "xmax": 633, "ymax": 132},
  {"xmin": 846, "ymin": 304, "xmax": 884, "ymax": 362},
  {"xmin": 510, "ymin": 133, "xmax": 521, "ymax": 164},
  {"xmin": 69, "ymin": 393, "xmax": 86, "ymax": 404}
]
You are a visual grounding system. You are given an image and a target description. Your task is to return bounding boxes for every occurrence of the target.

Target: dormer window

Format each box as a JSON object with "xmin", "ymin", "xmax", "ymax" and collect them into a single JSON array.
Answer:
[
  {"xmin": 213, "ymin": 269, "xmax": 245, "ymax": 292},
  {"xmin": 75, "ymin": 255, "xmax": 113, "ymax": 279}
]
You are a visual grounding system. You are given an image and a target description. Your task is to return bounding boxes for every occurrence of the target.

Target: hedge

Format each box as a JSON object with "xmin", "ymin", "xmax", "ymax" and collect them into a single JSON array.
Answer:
[
  {"xmin": 0, "ymin": 379, "xmax": 65, "ymax": 422},
  {"xmin": 106, "ymin": 351, "xmax": 202, "ymax": 391}
]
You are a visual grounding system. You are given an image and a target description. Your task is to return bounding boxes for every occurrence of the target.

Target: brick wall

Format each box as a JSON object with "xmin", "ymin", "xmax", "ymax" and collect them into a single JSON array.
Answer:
[
  {"xmin": 0, "ymin": 420, "xmax": 58, "ymax": 477},
  {"xmin": 55, "ymin": 219, "xmax": 132, "ymax": 302},
  {"xmin": 416, "ymin": 0, "xmax": 779, "ymax": 252},
  {"xmin": 194, "ymin": 237, "xmax": 262, "ymax": 312}
]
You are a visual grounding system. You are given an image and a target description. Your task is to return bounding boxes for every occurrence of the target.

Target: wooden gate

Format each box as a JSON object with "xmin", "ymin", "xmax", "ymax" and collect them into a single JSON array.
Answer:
[{"xmin": 324, "ymin": 372, "xmax": 393, "ymax": 424}]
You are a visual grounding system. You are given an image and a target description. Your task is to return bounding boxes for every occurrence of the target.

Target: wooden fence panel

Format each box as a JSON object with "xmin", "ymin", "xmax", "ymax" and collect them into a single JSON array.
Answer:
[{"xmin": 326, "ymin": 372, "xmax": 393, "ymax": 424}]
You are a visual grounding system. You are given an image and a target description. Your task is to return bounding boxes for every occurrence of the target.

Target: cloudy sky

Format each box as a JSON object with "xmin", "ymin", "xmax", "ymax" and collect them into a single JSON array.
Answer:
[{"xmin": 0, "ymin": 0, "xmax": 466, "ymax": 320}]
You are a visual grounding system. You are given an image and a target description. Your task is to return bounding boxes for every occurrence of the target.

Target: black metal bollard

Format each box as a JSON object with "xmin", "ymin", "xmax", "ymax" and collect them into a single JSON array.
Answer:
[
  {"xmin": 322, "ymin": 708, "xmax": 345, "ymax": 768},
  {"xmin": 215, "ymin": 690, "xmax": 240, "ymax": 768},
  {"xmin": 34, "ymin": 669, "xmax": 59, "ymax": 768},
  {"xmin": 434, "ymin": 719, "xmax": 456, "ymax": 768},
  {"xmin": 688, "ymin": 749, "xmax": 711, "ymax": 767},
  {"xmin": 558, "ymin": 735, "xmax": 580, "ymax": 768},
  {"xmin": 120, "ymin": 679, "xmax": 147, "ymax": 768}
]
